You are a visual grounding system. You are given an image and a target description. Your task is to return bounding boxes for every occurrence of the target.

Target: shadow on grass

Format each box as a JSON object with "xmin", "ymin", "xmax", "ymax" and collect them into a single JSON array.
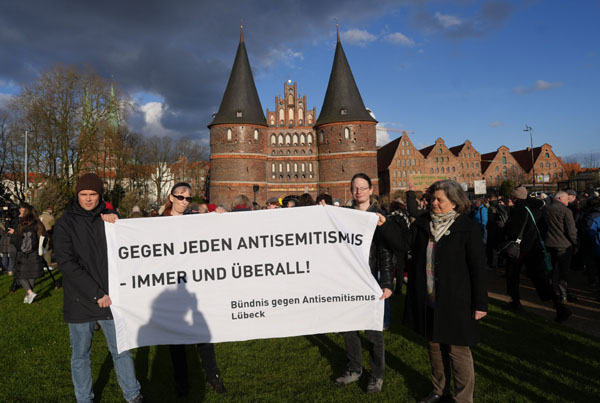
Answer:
[
  {"xmin": 304, "ymin": 333, "xmax": 347, "ymax": 381},
  {"xmin": 92, "ymin": 352, "xmax": 114, "ymax": 401}
]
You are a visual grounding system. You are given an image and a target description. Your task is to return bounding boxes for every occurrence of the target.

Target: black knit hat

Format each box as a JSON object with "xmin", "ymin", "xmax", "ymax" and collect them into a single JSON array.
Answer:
[{"xmin": 75, "ymin": 173, "xmax": 103, "ymax": 196}]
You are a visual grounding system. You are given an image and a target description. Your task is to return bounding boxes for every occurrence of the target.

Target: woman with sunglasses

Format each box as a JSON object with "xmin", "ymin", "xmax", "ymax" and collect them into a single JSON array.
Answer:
[{"xmin": 162, "ymin": 182, "xmax": 226, "ymax": 395}]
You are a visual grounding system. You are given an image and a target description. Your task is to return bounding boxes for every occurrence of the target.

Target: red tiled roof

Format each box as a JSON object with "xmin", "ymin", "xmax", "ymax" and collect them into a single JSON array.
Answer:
[
  {"xmin": 480, "ymin": 151, "xmax": 498, "ymax": 173},
  {"xmin": 377, "ymin": 137, "xmax": 401, "ymax": 172},
  {"xmin": 511, "ymin": 146, "xmax": 542, "ymax": 173}
]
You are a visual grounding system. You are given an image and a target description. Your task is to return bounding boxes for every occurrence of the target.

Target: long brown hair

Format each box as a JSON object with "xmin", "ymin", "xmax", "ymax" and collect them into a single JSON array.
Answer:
[{"xmin": 18, "ymin": 203, "xmax": 44, "ymax": 237}]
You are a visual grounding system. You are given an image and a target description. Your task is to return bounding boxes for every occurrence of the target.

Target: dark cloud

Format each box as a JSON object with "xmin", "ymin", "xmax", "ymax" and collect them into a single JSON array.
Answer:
[
  {"xmin": 413, "ymin": 1, "xmax": 514, "ymax": 39},
  {"xmin": 0, "ymin": 0, "xmax": 411, "ymax": 141}
]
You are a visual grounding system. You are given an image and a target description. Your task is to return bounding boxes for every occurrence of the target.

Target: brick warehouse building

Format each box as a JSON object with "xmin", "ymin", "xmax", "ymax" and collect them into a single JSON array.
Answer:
[{"xmin": 208, "ymin": 28, "xmax": 377, "ymax": 206}]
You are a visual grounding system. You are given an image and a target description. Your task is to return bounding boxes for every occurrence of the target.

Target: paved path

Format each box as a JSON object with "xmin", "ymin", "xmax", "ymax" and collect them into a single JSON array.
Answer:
[{"xmin": 486, "ymin": 266, "xmax": 600, "ymax": 338}]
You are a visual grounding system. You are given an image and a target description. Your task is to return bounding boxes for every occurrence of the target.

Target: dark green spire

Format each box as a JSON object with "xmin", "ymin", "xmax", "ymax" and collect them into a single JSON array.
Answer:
[
  {"xmin": 315, "ymin": 26, "xmax": 376, "ymax": 126},
  {"xmin": 209, "ymin": 27, "xmax": 267, "ymax": 127}
]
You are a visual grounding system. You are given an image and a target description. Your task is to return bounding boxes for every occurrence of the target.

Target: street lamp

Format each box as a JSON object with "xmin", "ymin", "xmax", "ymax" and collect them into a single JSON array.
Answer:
[
  {"xmin": 524, "ymin": 125, "xmax": 534, "ymax": 188},
  {"xmin": 24, "ymin": 129, "xmax": 34, "ymax": 196}
]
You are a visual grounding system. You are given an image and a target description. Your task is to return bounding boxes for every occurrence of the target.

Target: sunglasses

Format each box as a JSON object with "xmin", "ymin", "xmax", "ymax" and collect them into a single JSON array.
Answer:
[{"xmin": 171, "ymin": 194, "xmax": 193, "ymax": 202}]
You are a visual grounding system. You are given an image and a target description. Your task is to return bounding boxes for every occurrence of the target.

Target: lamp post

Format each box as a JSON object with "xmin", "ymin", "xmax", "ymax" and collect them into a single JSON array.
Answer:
[
  {"xmin": 524, "ymin": 125, "xmax": 534, "ymax": 189},
  {"xmin": 24, "ymin": 129, "xmax": 34, "ymax": 197}
]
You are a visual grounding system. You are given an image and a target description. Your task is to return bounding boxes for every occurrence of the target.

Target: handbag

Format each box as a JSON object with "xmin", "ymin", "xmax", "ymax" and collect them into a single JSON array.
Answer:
[{"xmin": 499, "ymin": 213, "xmax": 528, "ymax": 260}]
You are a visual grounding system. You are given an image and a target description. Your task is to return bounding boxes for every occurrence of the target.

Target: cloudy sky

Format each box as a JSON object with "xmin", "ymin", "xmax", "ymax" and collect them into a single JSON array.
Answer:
[{"xmin": 1, "ymin": 0, "xmax": 598, "ymax": 159}]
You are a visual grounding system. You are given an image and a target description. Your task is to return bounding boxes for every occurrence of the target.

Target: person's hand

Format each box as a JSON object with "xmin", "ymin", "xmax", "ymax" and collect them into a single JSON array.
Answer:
[
  {"xmin": 214, "ymin": 206, "xmax": 227, "ymax": 214},
  {"xmin": 318, "ymin": 199, "xmax": 327, "ymax": 206},
  {"xmin": 101, "ymin": 213, "xmax": 119, "ymax": 223},
  {"xmin": 98, "ymin": 294, "xmax": 112, "ymax": 308},
  {"xmin": 380, "ymin": 288, "xmax": 392, "ymax": 299},
  {"xmin": 7, "ymin": 228, "xmax": 14, "ymax": 235},
  {"xmin": 376, "ymin": 212, "xmax": 386, "ymax": 226},
  {"xmin": 473, "ymin": 310, "xmax": 487, "ymax": 320}
]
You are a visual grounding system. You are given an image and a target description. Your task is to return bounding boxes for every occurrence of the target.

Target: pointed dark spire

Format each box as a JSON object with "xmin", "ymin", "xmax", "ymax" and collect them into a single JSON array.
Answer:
[
  {"xmin": 209, "ymin": 29, "xmax": 266, "ymax": 127},
  {"xmin": 315, "ymin": 29, "xmax": 376, "ymax": 127}
]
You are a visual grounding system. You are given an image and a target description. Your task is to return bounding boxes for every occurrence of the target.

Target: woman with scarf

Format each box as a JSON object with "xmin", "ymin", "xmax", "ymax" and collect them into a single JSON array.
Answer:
[
  {"xmin": 334, "ymin": 173, "xmax": 394, "ymax": 394},
  {"xmin": 404, "ymin": 180, "xmax": 487, "ymax": 403},
  {"xmin": 162, "ymin": 182, "xmax": 226, "ymax": 396}
]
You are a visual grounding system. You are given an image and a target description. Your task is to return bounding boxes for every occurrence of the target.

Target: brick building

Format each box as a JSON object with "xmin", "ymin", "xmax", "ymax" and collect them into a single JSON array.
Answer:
[
  {"xmin": 511, "ymin": 144, "xmax": 567, "ymax": 186},
  {"xmin": 481, "ymin": 146, "xmax": 526, "ymax": 186},
  {"xmin": 208, "ymin": 28, "xmax": 377, "ymax": 206}
]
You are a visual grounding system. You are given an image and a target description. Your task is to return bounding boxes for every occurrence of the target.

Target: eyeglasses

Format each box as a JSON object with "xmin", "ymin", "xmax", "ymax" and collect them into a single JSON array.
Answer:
[
  {"xmin": 172, "ymin": 195, "xmax": 193, "ymax": 202},
  {"xmin": 353, "ymin": 186, "xmax": 370, "ymax": 193}
]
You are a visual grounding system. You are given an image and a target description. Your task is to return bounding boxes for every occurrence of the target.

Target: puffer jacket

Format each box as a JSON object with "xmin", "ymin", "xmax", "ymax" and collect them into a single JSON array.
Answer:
[{"xmin": 54, "ymin": 198, "xmax": 116, "ymax": 323}]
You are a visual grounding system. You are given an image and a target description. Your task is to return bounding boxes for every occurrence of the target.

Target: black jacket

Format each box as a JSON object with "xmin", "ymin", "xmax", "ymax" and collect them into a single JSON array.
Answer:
[
  {"xmin": 403, "ymin": 213, "xmax": 488, "ymax": 346},
  {"xmin": 11, "ymin": 222, "xmax": 46, "ymax": 280},
  {"xmin": 504, "ymin": 198, "xmax": 546, "ymax": 255},
  {"xmin": 544, "ymin": 201, "xmax": 577, "ymax": 248},
  {"xmin": 354, "ymin": 202, "xmax": 395, "ymax": 290},
  {"xmin": 54, "ymin": 198, "xmax": 115, "ymax": 323}
]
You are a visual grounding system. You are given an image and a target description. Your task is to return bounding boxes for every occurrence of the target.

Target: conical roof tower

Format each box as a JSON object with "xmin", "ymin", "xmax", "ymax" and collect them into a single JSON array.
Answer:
[
  {"xmin": 316, "ymin": 26, "xmax": 379, "ymax": 201},
  {"xmin": 209, "ymin": 27, "xmax": 266, "ymax": 127},
  {"xmin": 315, "ymin": 27, "xmax": 376, "ymax": 126}
]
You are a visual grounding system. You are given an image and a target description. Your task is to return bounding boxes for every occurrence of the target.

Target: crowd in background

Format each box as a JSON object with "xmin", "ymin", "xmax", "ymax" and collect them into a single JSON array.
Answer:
[{"xmin": 2, "ymin": 177, "xmax": 600, "ymax": 403}]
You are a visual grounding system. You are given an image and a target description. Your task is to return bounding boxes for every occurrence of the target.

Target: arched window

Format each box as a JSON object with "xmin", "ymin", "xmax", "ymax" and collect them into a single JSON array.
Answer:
[
  {"xmin": 271, "ymin": 163, "xmax": 275, "ymax": 173},
  {"xmin": 319, "ymin": 131, "xmax": 324, "ymax": 143},
  {"xmin": 402, "ymin": 149, "xmax": 405, "ymax": 156},
  {"xmin": 288, "ymin": 95, "xmax": 293, "ymax": 105},
  {"xmin": 253, "ymin": 129, "xmax": 259, "ymax": 140},
  {"xmin": 308, "ymin": 114, "xmax": 312, "ymax": 124},
  {"xmin": 294, "ymin": 163, "xmax": 298, "ymax": 173},
  {"xmin": 279, "ymin": 163, "xmax": 283, "ymax": 172},
  {"xmin": 546, "ymin": 162, "xmax": 550, "ymax": 168},
  {"xmin": 307, "ymin": 133, "xmax": 313, "ymax": 144},
  {"xmin": 300, "ymin": 133, "xmax": 306, "ymax": 145},
  {"xmin": 271, "ymin": 134, "xmax": 276, "ymax": 145},
  {"xmin": 502, "ymin": 156, "xmax": 507, "ymax": 164},
  {"xmin": 407, "ymin": 149, "xmax": 410, "ymax": 156},
  {"xmin": 435, "ymin": 157, "xmax": 438, "ymax": 162},
  {"xmin": 298, "ymin": 109, "xmax": 303, "ymax": 121},
  {"xmin": 292, "ymin": 133, "xmax": 298, "ymax": 145},
  {"xmin": 286, "ymin": 163, "xmax": 290, "ymax": 172},
  {"xmin": 545, "ymin": 152, "xmax": 550, "ymax": 158},
  {"xmin": 278, "ymin": 134, "xmax": 284, "ymax": 145},
  {"xmin": 309, "ymin": 163, "xmax": 313, "ymax": 172},
  {"xmin": 553, "ymin": 162, "xmax": 557, "ymax": 168},
  {"xmin": 539, "ymin": 162, "xmax": 543, "ymax": 168},
  {"xmin": 288, "ymin": 109, "xmax": 294, "ymax": 122},
  {"xmin": 503, "ymin": 167, "xmax": 507, "ymax": 174},
  {"xmin": 441, "ymin": 167, "xmax": 445, "ymax": 173},
  {"xmin": 301, "ymin": 163, "xmax": 305, "ymax": 172},
  {"xmin": 270, "ymin": 116, "xmax": 275, "ymax": 125},
  {"xmin": 279, "ymin": 109, "xmax": 284, "ymax": 122},
  {"xmin": 344, "ymin": 127, "xmax": 350, "ymax": 140},
  {"xmin": 412, "ymin": 159, "xmax": 416, "ymax": 165},
  {"xmin": 226, "ymin": 128, "xmax": 232, "ymax": 141},
  {"xmin": 285, "ymin": 134, "xmax": 291, "ymax": 145}
]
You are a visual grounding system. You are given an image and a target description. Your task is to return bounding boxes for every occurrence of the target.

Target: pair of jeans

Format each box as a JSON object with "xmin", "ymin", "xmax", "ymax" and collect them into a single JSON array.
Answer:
[
  {"xmin": 68, "ymin": 320, "xmax": 141, "ymax": 403},
  {"xmin": 341, "ymin": 330, "xmax": 385, "ymax": 379}
]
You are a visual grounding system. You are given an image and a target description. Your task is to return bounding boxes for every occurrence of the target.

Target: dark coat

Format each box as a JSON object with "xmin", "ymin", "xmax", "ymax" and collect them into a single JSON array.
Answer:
[
  {"xmin": 504, "ymin": 198, "xmax": 546, "ymax": 255},
  {"xmin": 352, "ymin": 202, "xmax": 395, "ymax": 290},
  {"xmin": 403, "ymin": 213, "xmax": 488, "ymax": 346},
  {"xmin": 54, "ymin": 198, "xmax": 115, "ymax": 323},
  {"xmin": 544, "ymin": 201, "xmax": 577, "ymax": 248},
  {"xmin": 12, "ymin": 222, "xmax": 46, "ymax": 280}
]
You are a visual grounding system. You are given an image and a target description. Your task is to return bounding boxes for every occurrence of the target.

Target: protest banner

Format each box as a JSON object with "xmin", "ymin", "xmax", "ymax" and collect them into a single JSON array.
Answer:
[{"xmin": 105, "ymin": 205, "xmax": 384, "ymax": 353}]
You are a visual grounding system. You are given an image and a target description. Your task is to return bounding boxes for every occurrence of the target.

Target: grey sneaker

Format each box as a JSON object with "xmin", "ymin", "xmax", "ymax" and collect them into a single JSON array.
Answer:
[
  {"xmin": 127, "ymin": 394, "xmax": 143, "ymax": 403},
  {"xmin": 366, "ymin": 376, "xmax": 383, "ymax": 393},
  {"xmin": 335, "ymin": 369, "xmax": 362, "ymax": 386}
]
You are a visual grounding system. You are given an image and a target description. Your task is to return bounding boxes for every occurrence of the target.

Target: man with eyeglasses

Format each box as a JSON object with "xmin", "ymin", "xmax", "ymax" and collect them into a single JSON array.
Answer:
[{"xmin": 54, "ymin": 173, "xmax": 143, "ymax": 403}]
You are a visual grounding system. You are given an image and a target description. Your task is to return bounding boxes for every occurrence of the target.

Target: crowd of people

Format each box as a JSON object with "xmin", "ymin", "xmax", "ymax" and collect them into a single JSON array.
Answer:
[{"xmin": 2, "ymin": 172, "xmax": 600, "ymax": 403}]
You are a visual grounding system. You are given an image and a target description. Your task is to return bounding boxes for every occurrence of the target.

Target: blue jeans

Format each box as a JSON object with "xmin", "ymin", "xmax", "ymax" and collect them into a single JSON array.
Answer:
[
  {"xmin": 383, "ymin": 298, "xmax": 391, "ymax": 329},
  {"xmin": 68, "ymin": 320, "xmax": 141, "ymax": 403}
]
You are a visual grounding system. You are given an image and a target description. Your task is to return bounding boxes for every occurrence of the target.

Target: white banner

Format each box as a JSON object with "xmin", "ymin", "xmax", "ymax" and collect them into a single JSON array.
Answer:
[{"xmin": 105, "ymin": 206, "xmax": 384, "ymax": 353}]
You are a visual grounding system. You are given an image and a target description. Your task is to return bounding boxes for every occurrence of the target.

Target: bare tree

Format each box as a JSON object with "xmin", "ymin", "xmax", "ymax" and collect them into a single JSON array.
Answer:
[{"xmin": 144, "ymin": 135, "xmax": 175, "ymax": 205}]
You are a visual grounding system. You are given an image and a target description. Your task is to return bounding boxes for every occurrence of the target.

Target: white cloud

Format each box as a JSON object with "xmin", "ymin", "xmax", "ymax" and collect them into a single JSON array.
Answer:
[
  {"xmin": 140, "ymin": 101, "xmax": 178, "ymax": 137},
  {"xmin": 260, "ymin": 47, "xmax": 304, "ymax": 68},
  {"xmin": 376, "ymin": 124, "xmax": 391, "ymax": 146},
  {"xmin": 434, "ymin": 12, "xmax": 462, "ymax": 28},
  {"xmin": 0, "ymin": 93, "xmax": 14, "ymax": 109},
  {"xmin": 342, "ymin": 29, "xmax": 377, "ymax": 46},
  {"xmin": 489, "ymin": 121, "xmax": 504, "ymax": 127},
  {"xmin": 384, "ymin": 32, "xmax": 415, "ymax": 47},
  {"xmin": 514, "ymin": 79, "xmax": 564, "ymax": 94}
]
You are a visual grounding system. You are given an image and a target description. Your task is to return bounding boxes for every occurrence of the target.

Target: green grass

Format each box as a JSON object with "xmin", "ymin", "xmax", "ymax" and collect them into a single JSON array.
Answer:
[{"xmin": 1, "ymin": 271, "xmax": 599, "ymax": 402}]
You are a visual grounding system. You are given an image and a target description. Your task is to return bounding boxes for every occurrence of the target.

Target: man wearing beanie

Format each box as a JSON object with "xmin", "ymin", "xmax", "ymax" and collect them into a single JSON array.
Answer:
[
  {"xmin": 54, "ymin": 173, "xmax": 143, "ymax": 403},
  {"xmin": 502, "ymin": 185, "xmax": 571, "ymax": 322}
]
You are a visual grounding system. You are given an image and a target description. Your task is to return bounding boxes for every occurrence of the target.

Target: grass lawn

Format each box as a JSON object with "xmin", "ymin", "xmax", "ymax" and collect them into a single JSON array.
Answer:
[{"xmin": 1, "ymin": 271, "xmax": 599, "ymax": 402}]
